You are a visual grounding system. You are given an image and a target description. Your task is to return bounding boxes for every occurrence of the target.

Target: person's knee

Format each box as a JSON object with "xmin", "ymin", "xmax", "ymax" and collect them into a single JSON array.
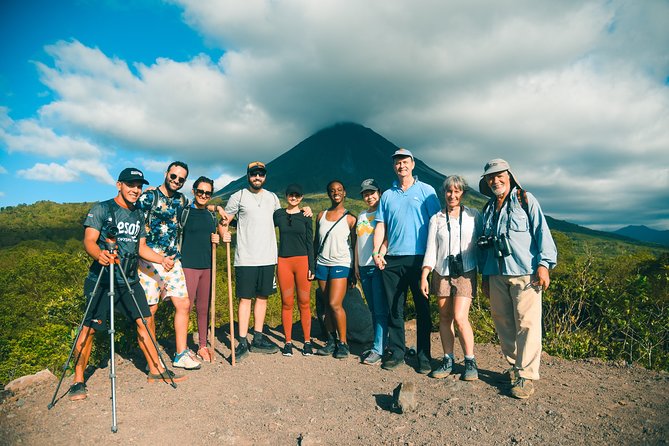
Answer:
[{"xmin": 453, "ymin": 312, "xmax": 470, "ymax": 329}]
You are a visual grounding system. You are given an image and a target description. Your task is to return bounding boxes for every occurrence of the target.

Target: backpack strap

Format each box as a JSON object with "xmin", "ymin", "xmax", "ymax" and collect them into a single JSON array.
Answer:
[{"xmin": 516, "ymin": 188, "xmax": 529, "ymax": 217}]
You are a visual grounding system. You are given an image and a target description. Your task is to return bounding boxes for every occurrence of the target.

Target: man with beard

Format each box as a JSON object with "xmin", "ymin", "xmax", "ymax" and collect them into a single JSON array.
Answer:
[
  {"xmin": 221, "ymin": 162, "xmax": 311, "ymax": 360},
  {"xmin": 478, "ymin": 158, "xmax": 557, "ymax": 399},
  {"xmin": 372, "ymin": 148, "xmax": 441, "ymax": 373},
  {"xmin": 69, "ymin": 168, "xmax": 186, "ymax": 401},
  {"xmin": 136, "ymin": 161, "xmax": 201, "ymax": 370}
]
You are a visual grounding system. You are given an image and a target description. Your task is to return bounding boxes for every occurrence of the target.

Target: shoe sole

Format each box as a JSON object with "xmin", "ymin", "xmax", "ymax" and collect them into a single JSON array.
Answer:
[
  {"xmin": 315, "ymin": 350, "xmax": 335, "ymax": 356},
  {"xmin": 282, "ymin": 353, "xmax": 293, "ymax": 357},
  {"xmin": 69, "ymin": 393, "xmax": 87, "ymax": 401},
  {"xmin": 251, "ymin": 348, "xmax": 279, "ymax": 354},
  {"xmin": 334, "ymin": 354, "xmax": 349, "ymax": 359},
  {"xmin": 172, "ymin": 363, "xmax": 201, "ymax": 370},
  {"xmin": 429, "ymin": 371, "xmax": 452, "ymax": 379},
  {"xmin": 234, "ymin": 350, "xmax": 249, "ymax": 362},
  {"xmin": 462, "ymin": 374, "xmax": 479, "ymax": 381},
  {"xmin": 362, "ymin": 359, "xmax": 381, "ymax": 366},
  {"xmin": 381, "ymin": 361, "xmax": 405, "ymax": 370},
  {"xmin": 147, "ymin": 373, "xmax": 188, "ymax": 383}
]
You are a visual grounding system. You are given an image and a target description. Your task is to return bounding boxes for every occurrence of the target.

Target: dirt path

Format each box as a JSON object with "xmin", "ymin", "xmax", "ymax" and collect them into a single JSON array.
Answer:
[{"xmin": 1, "ymin": 326, "xmax": 668, "ymax": 446}]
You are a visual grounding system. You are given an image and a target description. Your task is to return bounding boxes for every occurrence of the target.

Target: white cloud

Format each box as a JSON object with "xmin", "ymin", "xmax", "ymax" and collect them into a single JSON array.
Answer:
[
  {"xmin": 18, "ymin": 163, "xmax": 80, "ymax": 182},
  {"xmin": 212, "ymin": 173, "xmax": 236, "ymax": 190},
  {"xmin": 0, "ymin": 165, "xmax": 7, "ymax": 174}
]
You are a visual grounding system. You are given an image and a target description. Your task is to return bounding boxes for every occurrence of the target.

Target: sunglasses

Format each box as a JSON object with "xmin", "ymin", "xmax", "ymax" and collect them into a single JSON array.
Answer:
[
  {"xmin": 249, "ymin": 171, "xmax": 266, "ymax": 178},
  {"xmin": 169, "ymin": 173, "xmax": 186, "ymax": 184},
  {"xmin": 195, "ymin": 189, "xmax": 212, "ymax": 197}
]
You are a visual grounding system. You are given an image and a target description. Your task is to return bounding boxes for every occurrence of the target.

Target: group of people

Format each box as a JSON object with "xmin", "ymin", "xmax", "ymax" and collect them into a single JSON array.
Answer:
[{"xmin": 69, "ymin": 150, "xmax": 557, "ymax": 402}]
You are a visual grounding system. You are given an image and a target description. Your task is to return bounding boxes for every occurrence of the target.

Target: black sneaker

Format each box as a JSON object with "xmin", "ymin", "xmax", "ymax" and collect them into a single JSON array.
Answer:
[
  {"xmin": 316, "ymin": 339, "xmax": 336, "ymax": 356},
  {"xmin": 68, "ymin": 382, "xmax": 87, "ymax": 401},
  {"xmin": 281, "ymin": 343, "xmax": 293, "ymax": 357},
  {"xmin": 234, "ymin": 341, "xmax": 250, "ymax": 361},
  {"xmin": 334, "ymin": 342, "xmax": 350, "ymax": 359},
  {"xmin": 416, "ymin": 353, "xmax": 432, "ymax": 374},
  {"xmin": 463, "ymin": 358, "xmax": 479, "ymax": 381},
  {"xmin": 251, "ymin": 335, "xmax": 279, "ymax": 354},
  {"xmin": 302, "ymin": 342, "xmax": 314, "ymax": 356},
  {"xmin": 381, "ymin": 352, "xmax": 404, "ymax": 370}
]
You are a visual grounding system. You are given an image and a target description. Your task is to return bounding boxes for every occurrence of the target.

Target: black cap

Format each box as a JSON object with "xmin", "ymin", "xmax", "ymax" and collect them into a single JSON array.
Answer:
[
  {"xmin": 285, "ymin": 183, "xmax": 303, "ymax": 196},
  {"xmin": 360, "ymin": 178, "xmax": 380, "ymax": 194},
  {"xmin": 247, "ymin": 161, "xmax": 267, "ymax": 174},
  {"xmin": 118, "ymin": 167, "xmax": 149, "ymax": 185}
]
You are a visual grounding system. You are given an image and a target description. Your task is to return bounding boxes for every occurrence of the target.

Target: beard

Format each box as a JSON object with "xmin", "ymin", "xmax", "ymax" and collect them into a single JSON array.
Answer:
[{"xmin": 492, "ymin": 184, "xmax": 507, "ymax": 197}]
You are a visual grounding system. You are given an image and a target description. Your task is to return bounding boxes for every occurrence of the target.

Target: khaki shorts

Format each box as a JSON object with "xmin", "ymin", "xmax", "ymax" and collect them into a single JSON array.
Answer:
[
  {"xmin": 138, "ymin": 258, "xmax": 189, "ymax": 305},
  {"xmin": 430, "ymin": 269, "xmax": 477, "ymax": 298}
]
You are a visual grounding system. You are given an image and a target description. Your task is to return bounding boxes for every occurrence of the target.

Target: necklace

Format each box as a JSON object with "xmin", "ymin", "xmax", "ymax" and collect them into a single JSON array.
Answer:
[{"xmin": 251, "ymin": 190, "xmax": 263, "ymax": 207}]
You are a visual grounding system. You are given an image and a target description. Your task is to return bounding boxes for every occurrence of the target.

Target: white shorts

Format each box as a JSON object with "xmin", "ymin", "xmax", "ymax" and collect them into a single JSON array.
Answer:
[{"xmin": 138, "ymin": 258, "xmax": 189, "ymax": 305}]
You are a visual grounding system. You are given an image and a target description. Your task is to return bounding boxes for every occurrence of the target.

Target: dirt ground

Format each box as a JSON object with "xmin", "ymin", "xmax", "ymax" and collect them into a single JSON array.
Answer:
[{"xmin": 1, "ymin": 323, "xmax": 668, "ymax": 446}]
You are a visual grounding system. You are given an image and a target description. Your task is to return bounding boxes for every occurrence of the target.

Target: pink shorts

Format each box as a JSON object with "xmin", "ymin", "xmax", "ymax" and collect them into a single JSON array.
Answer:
[{"xmin": 138, "ymin": 258, "xmax": 189, "ymax": 305}]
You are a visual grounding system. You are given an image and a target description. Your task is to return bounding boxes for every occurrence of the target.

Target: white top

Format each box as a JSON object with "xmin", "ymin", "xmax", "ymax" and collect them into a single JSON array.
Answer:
[
  {"xmin": 316, "ymin": 210, "xmax": 352, "ymax": 267},
  {"xmin": 225, "ymin": 188, "xmax": 281, "ymax": 266},
  {"xmin": 356, "ymin": 209, "xmax": 377, "ymax": 267},
  {"xmin": 423, "ymin": 206, "xmax": 482, "ymax": 276}
]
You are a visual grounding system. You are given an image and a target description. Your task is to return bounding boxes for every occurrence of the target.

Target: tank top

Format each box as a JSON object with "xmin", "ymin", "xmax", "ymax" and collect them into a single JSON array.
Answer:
[{"xmin": 316, "ymin": 210, "xmax": 352, "ymax": 267}]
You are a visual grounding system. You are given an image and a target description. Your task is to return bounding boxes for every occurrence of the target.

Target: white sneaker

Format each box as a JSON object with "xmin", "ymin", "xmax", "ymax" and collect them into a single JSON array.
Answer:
[{"xmin": 173, "ymin": 349, "xmax": 201, "ymax": 370}]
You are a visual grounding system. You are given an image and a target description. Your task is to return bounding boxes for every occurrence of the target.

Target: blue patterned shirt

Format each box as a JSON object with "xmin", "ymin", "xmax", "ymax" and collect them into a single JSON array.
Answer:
[{"xmin": 136, "ymin": 188, "xmax": 188, "ymax": 258}]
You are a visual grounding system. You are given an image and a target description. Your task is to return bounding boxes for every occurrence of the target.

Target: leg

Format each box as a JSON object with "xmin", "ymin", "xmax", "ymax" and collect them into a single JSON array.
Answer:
[
  {"xmin": 381, "ymin": 256, "xmax": 408, "ymax": 359},
  {"xmin": 171, "ymin": 296, "xmax": 191, "ymax": 353},
  {"xmin": 294, "ymin": 257, "xmax": 312, "ymax": 341},
  {"xmin": 510, "ymin": 275, "xmax": 543, "ymax": 380},
  {"xmin": 195, "ymin": 269, "xmax": 211, "ymax": 348},
  {"xmin": 327, "ymin": 277, "xmax": 348, "ymax": 343},
  {"xmin": 72, "ymin": 326, "xmax": 96, "ymax": 383},
  {"xmin": 136, "ymin": 317, "xmax": 162, "ymax": 374},
  {"xmin": 437, "ymin": 296, "xmax": 455, "ymax": 355},
  {"xmin": 408, "ymin": 256, "xmax": 431, "ymax": 359},
  {"xmin": 318, "ymin": 280, "xmax": 335, "ymax": 333},
  {"xmin": 452, "ymin": 296, "xmax": 474, "ymax": 357},
  {"xmin": 277, "ymin": 257, "xmax": 296, "ymax": 342},
  {"xmin": 253, "ymin": 297, "xmax": 268, "ymax": 333},
  {"xmin": 238, "ymin": 298, "xmax": 252, "ymax": 338},
  {"xmin": 489, "ymin": 275, "xmax": 517, "ymax": 367}
]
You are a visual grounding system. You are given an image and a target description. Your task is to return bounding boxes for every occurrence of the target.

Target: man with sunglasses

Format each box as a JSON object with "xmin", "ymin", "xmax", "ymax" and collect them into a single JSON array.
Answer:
[{"xmin": 136, "ymin": 161, "xmax": 201, "ymax": 370}]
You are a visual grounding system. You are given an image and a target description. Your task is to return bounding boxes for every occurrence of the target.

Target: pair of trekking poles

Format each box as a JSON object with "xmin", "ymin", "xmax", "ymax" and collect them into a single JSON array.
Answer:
[{"xmin": 47, "ymin": 237, "xmax": 236, "ymax": 433}]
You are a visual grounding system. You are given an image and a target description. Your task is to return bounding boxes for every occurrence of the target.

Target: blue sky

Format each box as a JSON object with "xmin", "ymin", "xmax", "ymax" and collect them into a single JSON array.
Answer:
[{"xmin": 1, "ymin": 0, "xmax": 668, "ymax": 231}]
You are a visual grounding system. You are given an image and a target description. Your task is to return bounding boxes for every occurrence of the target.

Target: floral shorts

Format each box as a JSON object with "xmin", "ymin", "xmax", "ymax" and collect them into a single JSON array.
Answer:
[{"xmin": 138, "ymin": 258, "xmax": 189, "ymax": 305}]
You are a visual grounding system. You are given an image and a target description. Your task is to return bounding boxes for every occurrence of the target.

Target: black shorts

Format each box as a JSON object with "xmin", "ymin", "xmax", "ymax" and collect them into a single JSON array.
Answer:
[
  {"xmin": 235, "ymin": 265, "xmax": 276, "ymax": 299},
  {"xmin": 83, "ymin": 278, "xmax": 152, "ymax": 331}
]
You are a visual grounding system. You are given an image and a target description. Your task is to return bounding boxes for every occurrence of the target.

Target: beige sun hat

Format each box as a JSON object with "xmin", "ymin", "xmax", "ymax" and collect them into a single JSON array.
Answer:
[{"xmin": 478, "ymin": 158, "xmax": 522, "ymax": 197}]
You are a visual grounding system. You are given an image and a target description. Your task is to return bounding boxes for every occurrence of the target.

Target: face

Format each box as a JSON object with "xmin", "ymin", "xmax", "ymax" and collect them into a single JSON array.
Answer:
[
  {"xmin": 393, "ymin": 156, "xmax": 415, "ymax": 179},
  {"xmin": 327, "ymin": 182, "xmax": 346, "ymax": 204},
  {"xmin": 362, "ymin": 190, "xmax": 380, "ymax": 208},
  {"xmin": 485, "ymin": 170, "xmax": 510, "ymax": 197},
  {"xmin": 164, "ymin": 166, "xmax": 188, "ymax": 192},
  {"xmin": 445, "ymin": 184, "xmax": 463, "ymax": 209},
  {"xmin": 247, "ymin": 170, "xmax": 266, "ymax": 190},
  {"xmin": 286, "ymin": 192, "xmax": 303, "ymax": 206},
  {"xmin": 193, "ymin": 182, "xmax": 213, "ymax": 206},
  {"xmin": 117, "ymin": 181, "xmax": 143, "ymax": 204}
]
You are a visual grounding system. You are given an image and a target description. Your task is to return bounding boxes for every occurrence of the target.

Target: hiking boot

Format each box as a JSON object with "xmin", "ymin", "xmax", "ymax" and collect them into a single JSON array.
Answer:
[
  {"xmin": 147, "ymin": 368, "xmax": 187, "ymax": 383},
  {"xmin": 316, "ymin": 339, "xmax": 336, "ymax": 356},
  {"xmin": 251, "ymin": 335, "xmax": 279, "ymax": 354},
  {"xmin": 68, "ymin": 382, "xmax": 87, "ymax": 401},
  {"xmin": 510, "ymin": 377, "xmax": 535, "ymax": 399},
  {"xmin": 463, "ymin": 358, "xmax": 479, "ymax": 381},
  {"xmin": 416, "ymin": 353, "xmax": 432, "ymax": 374},
  {"xmin": 302, "ymin": 342, "xmax": 314, "ymax": 356},
  {"xmin": 334, "ymin": 342, "xmax": 350, "ymax": 359},
  {"xmin": 234, "ymin": 341, "xmax": 250, "ymax": 361},
  {"xmin": 504, "ymin": 367, "xmax": 519, "ymax": 384},
  {"xmin": 362, "ymin": 351, "xmax": 382, "ymax": 365},
  {"xmin": 381, "ymin": 352, "xmax": 405, "ymax": 370},
  {"xmin": 429, "ymin": 356, "xmax": 453, "ymax": 379},
  {"xmin": 282, "ymin": 342, "xmax": 294, "ymax": 357},
  {"xmin": 173, "ymin": 349, "xmax": 202, "ymax": 370}
]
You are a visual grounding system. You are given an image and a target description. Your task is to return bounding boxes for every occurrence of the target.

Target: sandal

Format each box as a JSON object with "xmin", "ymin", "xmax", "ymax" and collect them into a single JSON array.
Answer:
[{"xmin": 198, "ymin": 347, "xmax": 212, "ymax": 363}]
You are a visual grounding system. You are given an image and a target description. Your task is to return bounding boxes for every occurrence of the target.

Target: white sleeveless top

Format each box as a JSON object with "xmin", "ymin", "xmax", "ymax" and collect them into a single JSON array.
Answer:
[{"xmin": 316, "ymin": 210, "xmax": 352, "ymax": 267}]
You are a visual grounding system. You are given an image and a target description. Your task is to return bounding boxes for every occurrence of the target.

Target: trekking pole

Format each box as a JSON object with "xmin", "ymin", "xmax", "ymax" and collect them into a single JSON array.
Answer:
[
  {"xmin": 208, "ymin": 240, "xmax": 217, "ymax": 362},
  {"xmin": 227, "ymin": 240, "xmax": 235, "ymax": 366}
]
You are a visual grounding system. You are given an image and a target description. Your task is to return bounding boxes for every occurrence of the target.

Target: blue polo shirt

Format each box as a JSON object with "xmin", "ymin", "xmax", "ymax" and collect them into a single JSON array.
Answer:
[{"xmin": 376, "ymin": 177, "xmax": 440, "ymax": 256}]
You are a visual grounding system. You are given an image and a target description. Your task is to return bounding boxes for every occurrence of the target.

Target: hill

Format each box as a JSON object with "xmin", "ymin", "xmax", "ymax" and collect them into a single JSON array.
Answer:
[
  {"xmin": 215, "ymin": 122, "xmax": 487, "ymax": 209},
  {"xmin": 614, "ymin": 225, "xmax": 669, "ymax": 247}
]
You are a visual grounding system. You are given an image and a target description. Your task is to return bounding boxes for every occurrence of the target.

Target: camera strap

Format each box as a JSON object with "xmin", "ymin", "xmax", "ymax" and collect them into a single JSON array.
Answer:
[{"xmin": 445, "ymin": 205, "xmax": 464, "ymax": 256}]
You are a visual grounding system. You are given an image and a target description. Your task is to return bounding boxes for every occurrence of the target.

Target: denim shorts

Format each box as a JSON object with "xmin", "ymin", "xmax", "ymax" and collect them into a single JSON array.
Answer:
[{"xmin": 314, "ymin": 263, "xmax": 350, "ymax": 281}]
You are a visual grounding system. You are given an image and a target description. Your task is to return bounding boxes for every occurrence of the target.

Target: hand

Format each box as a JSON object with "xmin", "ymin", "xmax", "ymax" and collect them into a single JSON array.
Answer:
[
  {"xmin": 217, "ymin": 206, "xmax": 230, "ymax": 223},
  {"xmin": 211, "ymin": 233, "xmax": 220, "ymax": 244},
  {"xmin": 97, "ymin": 250, "xmax": 116, "ymax": 266},
  {"xmin": 420, "ymin": 277, "xmax": 430, "ymax": 298},
  {"xmin": 221, "ymin": 231, "xmax": 232, "ymax": 243},
  {"xmin": 373, "ymin": 253, "xmax": 386, "ymax": 270},
  {"xmin": 307, "ymin": 270, "xmax": 315, "ymax": 281},
  {"xmin": 301, "ymin": 206, "xmax": 313, "ymax": 218},
  {"xmin": 533, "ymin": 265, "xmax": 551, "ymax": 291},
  {"xmin": 162, "ymin": 255, "xmax": 175, "ymax": 271}
]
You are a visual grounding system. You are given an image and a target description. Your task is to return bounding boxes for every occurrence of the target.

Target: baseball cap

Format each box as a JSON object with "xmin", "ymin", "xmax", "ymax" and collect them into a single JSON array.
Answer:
[
  {"xmin": 285, "ymin": 183, "xmax": 303, "ymax": 196},
  {"xmin": 391, "ymin": 148, "xmax": 414, "ymax": 160},
  {"xmin": 247, "ymin": 161, "xmax": 266, "ymax": 174},
  {"xmin": 360, "ymin": 178, "xmax": 380, "ymax": 194},
  {"xmin": 117, "ymin": 167, "xmax": 149, "ymax": 185}
]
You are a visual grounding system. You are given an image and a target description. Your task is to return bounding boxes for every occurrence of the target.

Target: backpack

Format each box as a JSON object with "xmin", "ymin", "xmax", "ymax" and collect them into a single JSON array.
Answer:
[{"xmin": 178, "ymin": 205, "xmax": 218, "ymax": 250}]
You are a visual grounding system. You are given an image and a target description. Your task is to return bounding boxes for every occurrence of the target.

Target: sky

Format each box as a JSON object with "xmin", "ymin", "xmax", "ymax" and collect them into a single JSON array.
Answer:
[{"xmin": 1, "ymin": 0, "xmax": 668, "ymax": 231}]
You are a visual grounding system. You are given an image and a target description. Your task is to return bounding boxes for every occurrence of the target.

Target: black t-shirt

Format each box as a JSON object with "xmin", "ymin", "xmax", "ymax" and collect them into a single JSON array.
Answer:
[
  {"xmin": 273, "ymin": 208, "xmax": 315, "ymax": 272},
  {"xmin": 181, "ymin": 207, "xmax": 217, "ymax": 269},
  {"xmin": 84, "ymin": 199, "xmax": 146, "ymax": 284}
]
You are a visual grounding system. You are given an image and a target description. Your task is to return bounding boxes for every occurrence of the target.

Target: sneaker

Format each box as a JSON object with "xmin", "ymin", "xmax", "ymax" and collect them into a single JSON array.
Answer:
[
  {"xmin": 234, "ymin": 341, "xmax": 250, "ymax": 361},
  {"xmin": 316, "ymin": 339, "xmax": 336, "ymax": 356},
  {"xmin": 282, "ymin": 343, "xmax": 294, "ymax": 357},
  {"xmin": 510, "ymin": 377, "xmax": 535, "ymax": 399},
  {"xmin": 463, "ymin": 358, "xmax": 479, "ymax": 381},
  {"xmin": 416, "ymin": 353, "xmax": 432, "ymax": 374},
  {"xmin": 147, "ymin": 368, "xmax": 188, "ymax": 383},
  {"xmin": 362, "ymin": 351, "xmax": 382, "ymax": 365},
  {"xmin": 381, "ymin": 352, "xmax": 405, "ymax": 370},
  {"xmin": 334, "ymin": 342, "xmax": 350, "ymax": 359},
  {"xmin": 251, "ymin": 335, "xmax": 279, "ymax": 354},
  {"xmin": 429, "ymin": 356, "xmax": 453, "ymax": 379},
  {"xmin": 173, "ymin": 349, "xmax": 202, "ymax": 370},
  {"xmin": 68, "ymin": 382, "xmax": 87, "ymax": 401},
  {"xmin": 302, "ymin": 342, "xmax": 314, "ymax": 356}
]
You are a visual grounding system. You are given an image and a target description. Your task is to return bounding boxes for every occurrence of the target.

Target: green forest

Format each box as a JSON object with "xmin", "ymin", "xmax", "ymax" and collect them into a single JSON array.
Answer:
[{"xmin": 1, "ymin": 199, "xmax": 667, "ymax": 385}]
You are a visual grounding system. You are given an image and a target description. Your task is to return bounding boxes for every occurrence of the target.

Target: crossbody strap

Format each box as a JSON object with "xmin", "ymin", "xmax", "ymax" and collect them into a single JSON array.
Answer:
[{"xmin": 318, "ymin": 211, "xmax": 349, "ymax": 255}]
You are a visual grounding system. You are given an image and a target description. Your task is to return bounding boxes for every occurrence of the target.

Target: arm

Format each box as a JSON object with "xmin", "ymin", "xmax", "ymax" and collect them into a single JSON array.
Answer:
[
  {"xmin": 527, "ymin": 194, "xmax": 557, "ymax": 290},
  {"xmin": 83, "ymin": 227, "xmax": 115, "ymax": 266},
  {"xmin": 138, "ymin": 238, "xmax": 174, "ymax": 270},
  {"xmin": 305, "ymin": 215, "xmax": 315, "ymax": 280},
  {"xmin": 347, "ymin": 214, "xmax": 357, "ymax": 287},
  {"xmin": 372, "ymin": 221, "xmax": 387, "ymax": 270},
  {"xmin": 313, "ymin": 211, "xmax": 323, "ymax": 259},
  {"xmin": 420, "ymin": 266, "xmax": 432, "ymax": 298}
]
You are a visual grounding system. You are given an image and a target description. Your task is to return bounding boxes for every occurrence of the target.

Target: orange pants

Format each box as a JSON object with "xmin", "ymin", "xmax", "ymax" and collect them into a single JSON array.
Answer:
[{"xmin": 277, "ymin": 256, "xmax": 312, "ymax": 343}]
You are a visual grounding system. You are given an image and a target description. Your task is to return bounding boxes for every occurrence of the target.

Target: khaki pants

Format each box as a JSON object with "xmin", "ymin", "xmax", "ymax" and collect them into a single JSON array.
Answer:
[{"xmin": 489, "ymin": 274, "xmax": 542, "ymax": 380}]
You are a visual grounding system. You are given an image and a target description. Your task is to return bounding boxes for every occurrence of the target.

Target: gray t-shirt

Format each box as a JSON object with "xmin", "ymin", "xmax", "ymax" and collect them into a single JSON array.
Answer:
[{"xmin": 225, "ymin": 188, "xmax": 281, "ymax": 266}]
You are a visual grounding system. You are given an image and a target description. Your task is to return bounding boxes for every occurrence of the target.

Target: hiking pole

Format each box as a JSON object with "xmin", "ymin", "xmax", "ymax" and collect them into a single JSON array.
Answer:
[
  {"xmin": 208, "ymin": 240, "xmax": 217, "ymax": 362},
  {"xmin": 227, "ymin": 240, "xmax": 235, "ymax": 366},
  {"xmin": 107, "ymin": 254, "xmax": 119, "ymax": 433},
  {"xmin": 48, "ymin": 270, "xmax": 105, "ymax": 410}
]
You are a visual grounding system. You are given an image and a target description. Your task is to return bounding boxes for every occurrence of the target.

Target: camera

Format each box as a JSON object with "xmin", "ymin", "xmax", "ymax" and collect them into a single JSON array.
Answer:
[
  {"xmin": 476, "ymin": 235, "xmax": 493, "ymax": 250},
  {"xmin": 103, "ymin": 221, "xmax": 119, "ymax": 253},
  {"xmin": 448, "ymin": 254, "xmax": 464, "ymax": 277},
  {"xmin": 477, "ymin": 234, "xmax": 512, "ymax": 258}
]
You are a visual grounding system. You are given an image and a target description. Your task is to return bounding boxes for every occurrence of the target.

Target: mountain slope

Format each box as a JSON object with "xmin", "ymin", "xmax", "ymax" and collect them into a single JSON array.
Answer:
[{"xmin": 614, "ymin": 225, "xmax": 669, "ymax": 247}]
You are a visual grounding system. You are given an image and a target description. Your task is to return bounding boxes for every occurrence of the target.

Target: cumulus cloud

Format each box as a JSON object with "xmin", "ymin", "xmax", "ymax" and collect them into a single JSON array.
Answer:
[
  {"xmin": 0, "ymin": 165, "xmax": 7, "ymax": 174},
  {"xmin": 18, "ymin": 163, "xmax": 80, "ymax": 182}
]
